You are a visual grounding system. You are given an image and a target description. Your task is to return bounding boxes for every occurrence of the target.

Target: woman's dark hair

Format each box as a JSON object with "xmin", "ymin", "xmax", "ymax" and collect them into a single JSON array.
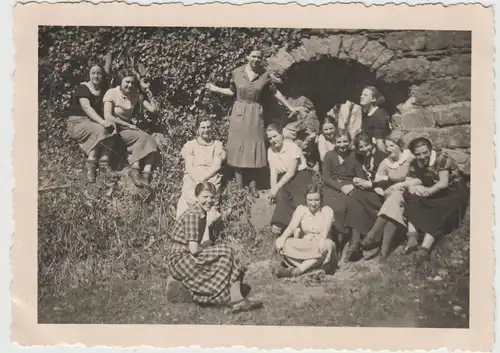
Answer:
[
  {"xmin": 116, "ymin": 68, "xmax": 138, "ymax": 88},
  {"xmin": 265, "ymin": 123, "xmax": 283, "ymax": 135},
  {"xmin": 408, "ymin": 137, "xmax": 433, "ymax": 153},
  {"xmin": 196, "ymin": 116, "xmax": 213, "ymax": 129},
  {"xmin": 364, "ymin": 86, "xmax": 386, "ymax": 107},
  {"xmin": 305, "ymin": 183, "xmax": 323, "ymax": 200},
  {"xmin": 322, "ymin": 116, "xmax": 338, "ymax": 132},
  {"xmin": 335, "ymin": 130, "xmax": 352, "ymax": 142},
  {"xmin": 194, "ymin": 182, "xmax": 217, "ymax": 197},
  {"xmin": 353, "ymin": 132, "xmax": 374, "ymax": 150}
]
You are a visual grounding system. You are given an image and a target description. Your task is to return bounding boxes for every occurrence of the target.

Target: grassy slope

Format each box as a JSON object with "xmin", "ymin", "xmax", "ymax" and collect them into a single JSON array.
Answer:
[{"xmin": 38, "ymin": 117, "xmax": 470, "ymax": 327}]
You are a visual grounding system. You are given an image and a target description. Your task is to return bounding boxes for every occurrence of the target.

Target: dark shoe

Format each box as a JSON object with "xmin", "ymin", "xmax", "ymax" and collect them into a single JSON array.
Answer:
[
  {"xmin": 98, "ymin": 159, "xmax": 113, "ymax": 174},
  {"xmin": 248, "ymin": 182, "xmax": 259, "ymax": 199},
  {"xmin": 129, "ymin": 168, "xmax": 143, "ymax": 188},
  {"xmin": 343, "ymin": 241, "xmax": 361, "ymax": 263},
  {"xmin": 361, "ymin": 234, "xmax": 380, "ymax": 251},
  {"xmin": 414, "ymin": 247, "xmax": 430, "ymax": 266},
  {"xmin": 141, "ymin": 171, "xmax": 152, "ymax": 188},
  {"xmin": 166, "ymin": 276, "xmax": 192, "ymax": 303},
  {"xmin": 275, "ymin": 267, "xmax": 294, "ymax": 278},
  {"xmin": 85, "ymin": 160, "xmax": 97, "ymax": 183},
  {"xmin": 231, "ymin": 299, "xmax": 264, "ymax": 314},
  {"xmin": 404, "ymin": 232, "xmax": 419, "ymax": 254}
]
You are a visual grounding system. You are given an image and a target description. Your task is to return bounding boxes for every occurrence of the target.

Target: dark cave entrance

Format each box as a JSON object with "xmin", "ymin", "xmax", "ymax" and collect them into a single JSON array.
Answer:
[{"xmin": 267, "ymin": 55, "xmax": 413, "ymax": 126}]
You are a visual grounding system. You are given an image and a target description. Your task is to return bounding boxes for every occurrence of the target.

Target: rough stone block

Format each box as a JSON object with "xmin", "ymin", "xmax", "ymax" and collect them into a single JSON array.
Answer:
[
  {"xmin": 310, "ymin": 36, "xmax": 331, "ymax": 56},
  {"xmin": 376, "ymin": 58, "xmax": 431, "ymax": 82},
  {"xmin": 411, "ymin": 77, "xmax": 471, "ymax": 106},
  {"xmin": 371, "ymin": 48, "xmax": 395, "ymax": 70},
  {"xmin": 290, "ymin": 45, "xmax": 312, "ymax": 63},
  {"xmin": 348, "ymin": 35, "xmax": 369, "ymax": 59},
  {"xmin": 327, "ymin": 35, "xmax": 342, "ymax": 57},
  {"xmin": 383, "ymin": 31, "xmax": 427, "ymax": 51},
  {"xmin": 402, "ymin": 125, "xmax": 470, "ymax": 149},
  {"xmin": 440, "ymin": 148, "xmax": 471, "ymax": 175},
  {"xmin": 430, "ymin": 54, "xmax": 471, "ymax": 78},
  {"xmin": 431, "ymin": 102, "xmax": 471, "ymax": 127},
  {"xmin": 426, "ymin": 31, "xmax": 471, "ymax": 51},
  {"xmin": 301, "ymin": 37, "xmax": 321, "ymax": 59},
  {"xmin": 392, "ymin": 108, "xmax": 436, "ymax": 130},
  {"xmin": 341, "ymin": 35, "xmax": 355, "ymax": 53},
  {"xmin": 357, "ymin": 40, "xmax": 386, "ymax": 67}
]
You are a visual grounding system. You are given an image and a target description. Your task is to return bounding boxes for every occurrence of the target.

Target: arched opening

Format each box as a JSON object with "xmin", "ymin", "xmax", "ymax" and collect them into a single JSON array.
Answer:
[{"xmin": 265, "ymin": 55, "xmax": 413, "ymax": 126}]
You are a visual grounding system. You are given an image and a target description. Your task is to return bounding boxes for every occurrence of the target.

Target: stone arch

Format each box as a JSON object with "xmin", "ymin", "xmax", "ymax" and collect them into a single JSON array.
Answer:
[
  {"xmin": 266, "ymin": 35, "xmax": 409, "ymax": 120},
  {"xmin": 265, "ymin": 31, "xmax": 472, "ymax": 160}
]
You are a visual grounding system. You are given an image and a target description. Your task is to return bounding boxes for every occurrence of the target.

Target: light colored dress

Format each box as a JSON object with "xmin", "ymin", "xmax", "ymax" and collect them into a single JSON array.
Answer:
[
  {"xmin": 176, "ymin": 138, "xmax": 226, "ymax": 219},
  {"xmin": 103, "ymin": 86, "xmax": 158, "ymax": 164},
  {"xmin": 376, "ymin": 149, "xmax": 413, "ymax": 226},
  {"xmin": 317, "ymin": 134, "xmax": 335, "ymax": 162},
  {"xmin": 282, "ymin": 205, "xmax": 334, "ymax": 260}
]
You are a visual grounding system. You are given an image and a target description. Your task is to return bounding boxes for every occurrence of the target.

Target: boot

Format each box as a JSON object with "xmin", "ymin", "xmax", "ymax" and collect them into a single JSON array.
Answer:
[
  {"xmin": 98, "ymin": 159, "xmax": 113, "ymax": 174},
  {"xmin": 141, "ymin": 171, "xmax": 152, "ymax": 188},
  {"xmin": 129, "ymin": 168, "xmax": 143, "ymax": 188},
  {"xmin": 85, "ymin": 159, "xmax": 97, "ymax": 183}
]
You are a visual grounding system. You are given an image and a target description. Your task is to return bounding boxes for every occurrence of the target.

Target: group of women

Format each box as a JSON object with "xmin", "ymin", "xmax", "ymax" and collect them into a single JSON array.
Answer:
[
  {"xmin": 67, "ymin": 64, "xmax": 160, "ymax": 188},
  {"xmin": 66, "ymin": 49, "xmax": 469, "ymax": 313}
]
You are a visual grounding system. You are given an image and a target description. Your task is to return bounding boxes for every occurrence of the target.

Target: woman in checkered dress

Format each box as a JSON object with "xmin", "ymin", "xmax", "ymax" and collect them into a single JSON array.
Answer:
[
  {"xmin": 401, "ymin": 137, "xmax": 468, "ymax": 265},
  {"xmin": 167, "ymin": 182, "xmax": 263, "ymax": 313}
]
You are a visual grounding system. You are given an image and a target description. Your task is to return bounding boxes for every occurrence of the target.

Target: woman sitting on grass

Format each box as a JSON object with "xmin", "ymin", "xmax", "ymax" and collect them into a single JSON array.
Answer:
[
  {"xmin": 66, "ymin": 64, "xmax": 115, "ymax": 183},
  {"xmin": 176, "ymin": 117, "xmax": 225, "ymax": 243},
  {"xmin": 103, "ymin": 69, "xmax": 159, "ymax": 188},
  {"xmin": 274, "ymin": 184, "xmax": 337, "ymax": 278},
  {"xmin": 399, "ymin": 137, "xmax": 469, "ymax": 266},
  {"xmin": 167, "ymin": 182, "xmax": 263, "ymax": 313},
  {"xmin": 346, "ymin": 132, "xmax": 413, "ymax": 263},
  {"xmin": 321, "ymin": 132, "xmax": 364, "ymax": 249},
  {"xmin": 266, "ymin": 124, "xmax": 313, "ymax": 236},
  {"xmin": 342, "ymin": 133, "xmax": 387, "ymax": 263}
]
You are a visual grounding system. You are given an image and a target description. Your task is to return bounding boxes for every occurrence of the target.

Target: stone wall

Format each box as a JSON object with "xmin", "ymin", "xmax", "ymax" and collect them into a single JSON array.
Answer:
[{"xmin": 266, "ymin": 30, "xmax": 471, "ymax": 156}]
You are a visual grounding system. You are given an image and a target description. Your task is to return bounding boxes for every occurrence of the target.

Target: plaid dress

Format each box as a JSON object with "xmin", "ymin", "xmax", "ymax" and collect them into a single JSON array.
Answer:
[
  {"xmin": 404, "ymin": 151, "xmax": 468, "ymax": 237},
  {"xmin": 167, "ymin": 204, "xmax": 244, "ymax": 305}
]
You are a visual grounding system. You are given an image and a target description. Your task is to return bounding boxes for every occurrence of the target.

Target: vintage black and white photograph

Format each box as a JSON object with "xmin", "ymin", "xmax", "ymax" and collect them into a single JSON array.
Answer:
[{"xmin": 37, "ymin": 25, "xmax": 473, "ymax": 327}]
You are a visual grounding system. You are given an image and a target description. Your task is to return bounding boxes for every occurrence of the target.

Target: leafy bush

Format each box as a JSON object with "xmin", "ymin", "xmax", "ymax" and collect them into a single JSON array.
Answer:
[{"xmin": 38, "ymin": 27, "xmax": 316, "ymax": 290}]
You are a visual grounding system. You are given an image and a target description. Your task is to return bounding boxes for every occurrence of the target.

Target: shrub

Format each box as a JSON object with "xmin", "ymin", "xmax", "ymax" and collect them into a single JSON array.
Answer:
[{"xmin": 38, "ymin": 27, "xmax": 311, "ymax": 290}]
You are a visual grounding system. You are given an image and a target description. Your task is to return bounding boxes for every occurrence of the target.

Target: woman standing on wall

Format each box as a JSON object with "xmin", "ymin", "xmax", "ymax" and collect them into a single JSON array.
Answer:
[
  {"xmin": 206, "ymin": 48, "xmax": 299, "ymax": 198},
  {"xmin": 359, "ymin": 86, "xmax": 392, "ymax": 153}
]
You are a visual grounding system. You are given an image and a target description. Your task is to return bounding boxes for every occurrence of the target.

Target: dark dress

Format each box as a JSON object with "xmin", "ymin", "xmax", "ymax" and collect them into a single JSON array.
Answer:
[
  {"xmin": 403, "ymin": 151, "xmax": 468, "ymax": 238},
  {"xmin": 227, "ymin": 65, "xmax": 277, "ymax": 168},
  {"xmin": 361, "ymin": 107, "xmax": 391, "ymax": 141},
  {"xmin": 167, "ymin": 204, "xmax": 245, "ymax": 305},
  {"xmin": 344, "ymin": 150, "xmax": 388, "ymax": 235},
  {"xmin": 66, "ymin": 84, "xmax": 112, "ymax": 154},
  {"xmin": 321, "ymin": 151, "xmax": 365, "ymax": 234}
]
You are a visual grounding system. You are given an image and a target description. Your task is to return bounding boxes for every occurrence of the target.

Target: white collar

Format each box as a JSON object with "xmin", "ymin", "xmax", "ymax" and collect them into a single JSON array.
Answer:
[
  {"xmin": 386, "ymin": 149, "xmax": 412, "ymax": 169},
  {"xmin": 429, "ymin": 150, "xmax": 437, "ymax": 167}
]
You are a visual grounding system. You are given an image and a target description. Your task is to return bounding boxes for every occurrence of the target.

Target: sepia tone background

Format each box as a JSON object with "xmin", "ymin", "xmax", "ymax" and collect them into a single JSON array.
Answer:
[{"xmin": 13, "ymin": 2, "xmax": 494, "ymax": 351}]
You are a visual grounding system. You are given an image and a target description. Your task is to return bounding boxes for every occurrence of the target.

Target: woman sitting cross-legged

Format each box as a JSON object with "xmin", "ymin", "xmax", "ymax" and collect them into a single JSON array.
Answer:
[
  {"xmin": 266, "ymin": 124, "xmax": 313, "ymax": 235},
  {"xmin": 321, "ymin": 132, "xmax": 365, "ymax": 252},
  {"xmin": 103, "ymin": 69, "xmax": 159, "ymax": 188},
  {"xmin": 400, "ymin": 137, "xmax": 469, "ymax": 266},
  {"xmin": 342, "ymin": 133, "xmax": 387, "ymax": 263},
  {"xmin": 167, "ymin": 182, "xmax": 263, "ymax": 313},
  {"xmin": 66, "ymin": 64, "xmax": 115, "ymax": 183},
  {"xmin": 274, "ymin": 184, "xmax": 338, "ymax": 278},
  {"xmin": 176, "ymin": 117, "xmax": 225, "ymax": 244},
  {"xmin": 355, "ymin": 132, "xmax": 414, "ymax": 263}
]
